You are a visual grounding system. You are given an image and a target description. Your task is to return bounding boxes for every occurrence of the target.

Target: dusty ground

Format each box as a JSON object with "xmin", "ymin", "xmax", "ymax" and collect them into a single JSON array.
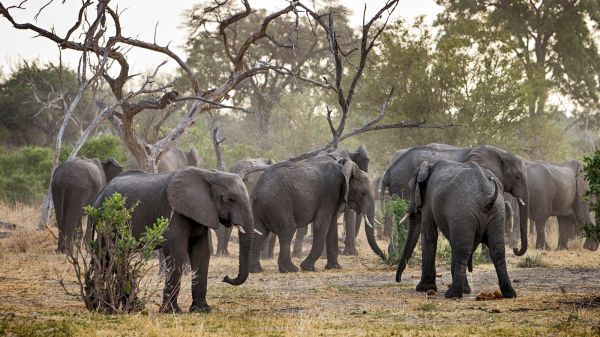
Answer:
[{"xmin": 0, "ymin": 203, "xmax": 599, "ymax": 336}]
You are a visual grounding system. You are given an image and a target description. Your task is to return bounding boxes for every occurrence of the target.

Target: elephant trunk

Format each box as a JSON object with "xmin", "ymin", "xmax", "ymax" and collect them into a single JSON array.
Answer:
[
  {"xmin": 223, "ymin": 212, "xmax": 254, "ymax": 286},
  {"xmin": 513, "ymin": 188, "xmax": 529, "ymax": 256},
  {"xmin": 396, "ymin": 212, "xmax": 421, "ymax": 282},
  {"xmin": 364, "ymin": 208, "xmax": 386, "ymax": 260}
]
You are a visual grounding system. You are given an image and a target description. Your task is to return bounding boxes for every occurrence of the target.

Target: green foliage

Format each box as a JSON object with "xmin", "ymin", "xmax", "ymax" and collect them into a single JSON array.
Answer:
[
  {"xmin": 384, "ymin": 196, "xmax": 408, "ymax": 265},
  {"xmin": 435, "ymin": 240, "xmax": 489, "ymax": 267},
  {"xmin": 0, "ymin": 146, "xmax": 52, "ymax": 204},
  {"xmin": 59, "ymin": 134, "xmax": 126, "ymax": 164},
  {"xmin": 77, "ymin": 192, "xmax": 168, "ymax": 313},
  {"xmin": 517, "ymin": 253, "xmax": 548, "ymax": 268},
  {"xmin": 582, "ymin": 149, "xmax": 600, "ymax": 242}
]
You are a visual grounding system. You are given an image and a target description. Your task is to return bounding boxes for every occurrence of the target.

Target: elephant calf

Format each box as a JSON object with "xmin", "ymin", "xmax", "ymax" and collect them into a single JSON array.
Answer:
[
  {"xmin": 52, "ymin": 157, "xmax": 122, "ymax": 253},
  {"xmin": 397, "ymin": 160, "xmax": 517, "ymax": 299}
]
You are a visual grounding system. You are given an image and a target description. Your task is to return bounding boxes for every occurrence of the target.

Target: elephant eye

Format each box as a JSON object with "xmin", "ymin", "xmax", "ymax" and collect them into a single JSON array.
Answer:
[{"xmin": 228, "ymin": 197, "xmax": 236, "ymax": 203}]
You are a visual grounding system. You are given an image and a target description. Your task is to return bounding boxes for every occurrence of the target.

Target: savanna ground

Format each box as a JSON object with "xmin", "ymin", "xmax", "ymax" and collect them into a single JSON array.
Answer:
[{"xmin": 0, "ymin": 203, "xmax": 599, "ymax": 336}]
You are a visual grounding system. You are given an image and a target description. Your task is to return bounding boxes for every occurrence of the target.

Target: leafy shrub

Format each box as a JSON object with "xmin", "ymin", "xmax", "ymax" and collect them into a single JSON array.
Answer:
[
  {"xmin": 60, "ymin": 134, "xmax": 126, "ymax": 164},
  {"xmin": 582, "ymin": 150, "xmax": 600, "ymax": 243},
  {"xmin": 0, "ymin": 146, "xmax": 52, "ymax": 204},
  {"xmin": 516, "ymin": 253, "xmax": 548, "ymax": 268},
  {"xmin": 64, "ymin": 192, "xmax": 168, "ymax": 313},
  {"xmin": 384, "ymin": 196, "xmax": 408, "ymax": 265}
]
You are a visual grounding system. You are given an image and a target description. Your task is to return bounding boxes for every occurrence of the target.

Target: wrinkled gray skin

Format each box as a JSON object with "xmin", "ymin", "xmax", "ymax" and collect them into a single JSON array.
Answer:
[
  {"xmin": 250, "ymin": 158, "xmax": 385, "ymax": 273},
  {"xmin": 397, "ymin": 160, "xmax": 516, "ymax": 299},
  {"xmin": 382, "ymin": 145, "xmax": 529, "ymax": 278},
  {"xmin": 293, "ymin": 145, "xmax": 370, "ymax": 257},
  {"xmin": 525, "ymin": 160, "xmax": 598, "ymax": 251},
  {"xmin": 51, "ymin": 157, "xmax": 123, "ymax": 253},
  {"xmin": 215, "ymin": 158, "xmax": 275, "ymax": 257},
  {"xmin": 127, "ymin": 147, "xmax": 203, "ymax": 171},
  {"xmin": 93, "ymin": 168, "xmax": 254, "ymax": 313}
]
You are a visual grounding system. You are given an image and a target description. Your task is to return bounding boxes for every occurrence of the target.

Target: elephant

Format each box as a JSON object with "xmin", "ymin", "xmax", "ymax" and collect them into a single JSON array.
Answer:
[
  {"xmin": 249, "ymin": 158, "xmax": 385, "ymax": 273},
  {"xmin": 126, "ymin": 147, "xmax": 203, "ymax": 171},
  {"xmin": 93, "ymin": 167, "xmax": 255, "ymax": 313},
  {"xmin": 525, "ymin": 160, "xmax": 598, "ymax": 250},
  {"xmin": 396, "ymin": 160, "xmax": 516, "ymax": 299},
  {"xmin": 215, "ymin": 158, "xmax": 276, "ymax": 257},
  {"xmin": 292, "ymin": 145, "xmax": 370, "ymax": 257},
  {"xmin": 51, "ymin": 157, "xmax": 123, "ymax": 253},
  {"xmin": 381, "ymin": 144, "xmax": 529, "ymax": 272}
]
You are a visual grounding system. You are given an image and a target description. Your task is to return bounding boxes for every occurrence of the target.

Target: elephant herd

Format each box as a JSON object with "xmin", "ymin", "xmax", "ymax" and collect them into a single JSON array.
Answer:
[{"xmin": 50, "ymin": 143, "xmax": 598, "ymax": 312}]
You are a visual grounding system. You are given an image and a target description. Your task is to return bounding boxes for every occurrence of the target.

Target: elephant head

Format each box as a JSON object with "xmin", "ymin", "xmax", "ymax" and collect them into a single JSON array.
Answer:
[
  {"xmin": 466, "ymin": 146, "xmax": 528, "ymax": 256},
  {"xmin": 342, "ymin": 161, "xmax": 386, "ymax": 259},
  {"xmin": 101, "ymin": 157, "xmax": 123, "ymax": 182},
  {"xmin": 167, "ymin": 168, "xmax": 254, "ymax": 285}
]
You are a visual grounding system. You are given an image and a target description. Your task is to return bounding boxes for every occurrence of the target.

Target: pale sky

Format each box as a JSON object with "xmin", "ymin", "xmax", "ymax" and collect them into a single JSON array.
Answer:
[{"xmin": 0, "ymin": 0, "xmax": 441, "ymax": 75}]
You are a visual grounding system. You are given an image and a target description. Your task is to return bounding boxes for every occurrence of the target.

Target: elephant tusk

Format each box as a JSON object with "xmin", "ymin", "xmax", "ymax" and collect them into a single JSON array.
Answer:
[
  {"xmin": 235, "ymin": 225, "xmax": 246, "ymax": 234},
  {"xmin": 518, "ymin": 198, "xmax": 525, "ymax": 206},
  {"xmin": 363, "ymin": 215, "xmax": 374, "ymax": 228},
  {"xmin": 374, "ymin": 218, "xmax": 383, "ymax": 226},
  {"xmin": 399, "ymin": 213, "xmax": 409, "ymax": 224},
  {"xmin": 253, "ymin": 228, "xmax": 263, "ymax": 236}
]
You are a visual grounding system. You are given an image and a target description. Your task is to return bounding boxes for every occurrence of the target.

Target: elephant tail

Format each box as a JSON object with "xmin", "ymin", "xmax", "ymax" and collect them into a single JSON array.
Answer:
[{"xmin": 485, "ymin": 176, "xmax": 500, "ymax": 212}]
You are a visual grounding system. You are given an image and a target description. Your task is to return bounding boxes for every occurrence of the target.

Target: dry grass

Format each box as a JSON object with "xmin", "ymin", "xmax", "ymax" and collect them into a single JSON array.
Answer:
[{"xmin": 1, "ymin": 203, "xmax": 599, "ymax": 336}]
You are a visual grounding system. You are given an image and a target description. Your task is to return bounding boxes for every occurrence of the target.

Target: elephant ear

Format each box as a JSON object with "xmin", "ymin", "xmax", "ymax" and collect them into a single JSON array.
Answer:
[
  {"xmin": 167, "ymin": 167, "xmax": 219, "ymax": 229},
  {"xmin": 342, "ymin": 160, "xmax": 358, "ymax": 203},
  {"xmin": 409, "ymin": 161, "xmax": 431, "ymax": 213},
  {"xmin": 102, "ymin": 157, "xmax": 124, "ymax": 182},
  {"xmin": 466, "ymin": 146, "xmax": 503, "ymax": 181}
]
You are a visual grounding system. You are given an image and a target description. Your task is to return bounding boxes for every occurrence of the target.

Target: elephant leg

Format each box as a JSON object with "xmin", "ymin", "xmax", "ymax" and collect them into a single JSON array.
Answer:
[
  {"xmin": 292, "ymin": 226, "xmax": 308, "ymax": 258},
  {"xmin": 343, "ymin": 210, "xmax": 359, "ymax": 256},
  {"xmin": 487, "ymin": 225, "xmax": 516, "ymax": 298},
  {"xmin": 57, "ymin": 189, "xmax": 88, "ymax": 253},
  {"xmin": 416, "ymin": 213, "xmax": 437, "ymax": 292},
  {"xmin": 444, "ymin": 226, "xmax": 474, "ymax": 299},
  {"xmin": 325, "ymin": 213, "xmax": 342, "ymax": 270},
  {"xmin": 261, "ymin": 233, "xmax": 276, "ymax": 259},
  {"xmin": 267, "ymin": 233, "xmax": 276, "ymax": 259},
  {"xmin": 534, "ymin": 216, "xmax": 550, "ymax": 250},
  {"xmin": 249, "ymin": 221, "xmax": 268, "ymax": 273},
  {"xmin": 216, "ymin": 226, "xmax": 232, "ymax": 256},
  {"xmin": 301, "ymin": 215, "xmax": 332, "ymax": 272},
  {"xmin": 557, "ymin": 215, "xmax": 571, "ymax": 250},
  {"xmin": 278, "ymin": 225, "xmax": 298, "ymax": 273},
  {"xmin": 188, "ymin": 229, "xmax": 211, "ymax": 313},
  {"xmin": 160, "ymin": 225, "xmax": 189, "ymax": 313}
]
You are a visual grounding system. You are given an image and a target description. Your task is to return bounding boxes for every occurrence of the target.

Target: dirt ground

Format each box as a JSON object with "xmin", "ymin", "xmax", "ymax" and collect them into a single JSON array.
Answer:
[{"xmin": 0, "ymin": 203, "xmax": 599, "ymax": 336}]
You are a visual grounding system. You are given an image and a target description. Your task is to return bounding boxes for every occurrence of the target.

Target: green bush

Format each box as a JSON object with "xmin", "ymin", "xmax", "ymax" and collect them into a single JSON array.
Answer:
[
  {"xmin": 60, "ymin": 134, "xmax": 126, "ymax": 165},
  {"xmin": 384, "ymin": 196, "xmax": 408, "ymax": 265},
  {"xmin": 583, "ymin": 150, "xmax": 600, "ymax": 243},
  {"xmin": 0, "ymin": 146, "xmax": 53, "ymax": 204},
  {"xmin": 70, "ymin": 192, "xmax": 168, "ymax": 313}
]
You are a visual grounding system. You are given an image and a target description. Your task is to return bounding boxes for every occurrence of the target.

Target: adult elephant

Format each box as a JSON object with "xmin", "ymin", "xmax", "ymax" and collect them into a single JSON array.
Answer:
[
  {"xmin": 382, "ymin": 144, "xmax": 529, "ymax": 274},
  {"xmin": 215, "ymin": 158, "xmax": 275, "ymax": 257},
  {"xmin": 292, "ymin": 145, "xmax": 370, "ymax": 257},
  {"xmin": 51, "ymin": 157, "xmax": 123, "ymax": 253},
  {"xmin": 249, "ymin": 158, "xmax": 385, "ymax": 273},
  {"xmin": 396, "ymin": 160, "xmax": 516, "ymax": 299},
  {"xmin": 126, "ymin": 147, "xmax": 203, "ymax": 171},
  {"xmin": 525, "ymin": 160, "xmax": 598, "ymax": 250},
  {"xmin": 93, "ymin": 167, "xmax": 255, "ymax": 313}
]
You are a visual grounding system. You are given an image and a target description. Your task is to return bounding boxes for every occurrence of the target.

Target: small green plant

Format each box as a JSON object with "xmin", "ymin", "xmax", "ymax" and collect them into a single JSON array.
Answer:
[
  {"xmin": 63, "ymin": 192, "xmax": 168, "ymax": 313},
  {"xmin": 384, "ymin": 196, "xmax": 408, "ymax": 265},
  {"xmin": 419, "ymin": 302, "xmax": 437, "ymax": 311},
  {"xmin": 516, "ymin": 253, "xmax": 548, "ymax": 268},
  {"xmin": 582, "ymin": 150, "xmax": 600, "ymax": 244}
]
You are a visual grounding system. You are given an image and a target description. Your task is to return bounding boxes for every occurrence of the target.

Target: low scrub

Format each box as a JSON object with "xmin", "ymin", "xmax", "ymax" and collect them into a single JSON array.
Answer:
[
  {"xmin": 517, "ymin": 253, "xmax": 548, "ymax": 268},
  {"xmin": 63, "ymin": 192, "xmax": 168, "ymax": 313},
  {"xmin": 384, "ymin": 196, "xmax": 408, "ymax": 265}
]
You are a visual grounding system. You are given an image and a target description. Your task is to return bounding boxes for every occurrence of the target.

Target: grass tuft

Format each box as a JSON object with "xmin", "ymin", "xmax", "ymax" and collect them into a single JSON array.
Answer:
[{"xmin": 517, "ymin": 253, "xmax": 548, "ymax": 268}]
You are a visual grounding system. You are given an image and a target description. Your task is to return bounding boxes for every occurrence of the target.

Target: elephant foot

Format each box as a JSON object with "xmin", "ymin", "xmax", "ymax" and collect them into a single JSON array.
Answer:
[
  {"xmin": 190, "ymin": 304, "xmax": 212, "ymax": 313},
  {"xmin": 463, "ymin": 282, "xmax": 472, "ymax": 295},
  {"xmin": 536, "ymin": 242, "xmax": 550, "ymax": 250},
  {"xmin": 444, "ymin": 287, "xmax": 463, "ymax": 299},
  {"xmin": 299, "ymin": 261, "xmax": 315, "ymax": 272},
  {"xmin": 160, "ymin": 302, "xmax": 182, "ymax": 314},
  {"xmin": 324, "ymin": 262, "xmax": 342, "ymax": 270},
  {"xmin": 292, "ymin": 251, "xmax": 302, "ymax": 258},
  {"xmin": 500, "ymin": 287, "xmax": 517, "ymax": 299},
  {"xmin": 342, "ymin": 246, "xmax": 359, "ymax": 256},
  {"xmin": 249, "ymin": 264, "xmax": 264, "ymax": 273},
  {"xmin": 416, "ymin": 281, "xmax": 437, "ymax": 292},
  {"xmin": 279, "ymin": 263, "xmax": 299, "ymax": 273}
]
